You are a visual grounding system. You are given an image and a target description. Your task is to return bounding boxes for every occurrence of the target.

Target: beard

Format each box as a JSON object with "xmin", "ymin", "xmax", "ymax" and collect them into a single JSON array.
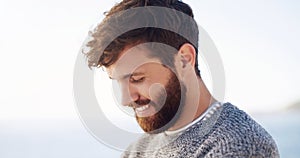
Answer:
[{"xmin": 135, "ymin": 72, "xmax": 186, "ymax": 134}]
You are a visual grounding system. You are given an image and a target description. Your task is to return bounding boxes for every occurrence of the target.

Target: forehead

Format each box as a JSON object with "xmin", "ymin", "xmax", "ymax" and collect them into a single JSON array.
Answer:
[{"xmin": 106, "ymin": 44, "xmax": 163, "ymax": 79}]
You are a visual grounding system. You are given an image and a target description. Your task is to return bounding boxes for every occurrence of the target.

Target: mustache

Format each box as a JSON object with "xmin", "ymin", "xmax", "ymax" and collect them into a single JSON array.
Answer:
[{"xmin": 129, "ymin": 99, "xmax": 151, "ymax": 108}]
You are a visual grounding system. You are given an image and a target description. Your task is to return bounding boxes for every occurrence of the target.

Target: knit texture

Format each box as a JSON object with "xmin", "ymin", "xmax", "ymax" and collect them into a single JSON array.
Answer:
[{"xmin": 121, "ymin": 103, "xmax": 279, "ymax": 158}]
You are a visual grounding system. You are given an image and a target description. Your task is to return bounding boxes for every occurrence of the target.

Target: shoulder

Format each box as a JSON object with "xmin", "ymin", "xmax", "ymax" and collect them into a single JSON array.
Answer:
[{"xmin": 203, "ymin": 102, "xmax": 279, "ymax": 157}]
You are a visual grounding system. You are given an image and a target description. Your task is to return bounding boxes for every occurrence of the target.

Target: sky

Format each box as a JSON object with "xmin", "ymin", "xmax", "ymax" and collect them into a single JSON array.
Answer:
[
  {"xmin": 0, "ymin": 0, "xmax": 299, "ymax": 157},
  {"xmin": 0, "ymin": 0, "xmax": 299, "ymax": 121}
]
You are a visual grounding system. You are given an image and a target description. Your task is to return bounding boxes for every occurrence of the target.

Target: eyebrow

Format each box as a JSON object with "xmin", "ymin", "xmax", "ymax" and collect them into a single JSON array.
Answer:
[{"xmin": 109, "ymin": 72, "xmax": 145, "ymax": 80}]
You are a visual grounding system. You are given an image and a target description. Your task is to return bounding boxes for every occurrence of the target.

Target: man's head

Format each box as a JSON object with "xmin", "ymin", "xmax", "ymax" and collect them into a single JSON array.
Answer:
[{"xmin": 84, "ymin": 0, "xmax": 200, "ymax": 133}]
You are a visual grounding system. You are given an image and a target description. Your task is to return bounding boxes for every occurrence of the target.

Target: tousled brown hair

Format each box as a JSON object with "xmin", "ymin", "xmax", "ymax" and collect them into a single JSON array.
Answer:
[{"xmin": 85, "ymin": 0, "xmax": 200, "ymax": 76}]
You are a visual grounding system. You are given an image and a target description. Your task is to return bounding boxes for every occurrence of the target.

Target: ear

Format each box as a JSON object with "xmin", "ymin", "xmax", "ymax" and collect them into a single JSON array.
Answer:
[{"xmin": 178, "ymin": 43, "xmax": 196, "ymax": 69}]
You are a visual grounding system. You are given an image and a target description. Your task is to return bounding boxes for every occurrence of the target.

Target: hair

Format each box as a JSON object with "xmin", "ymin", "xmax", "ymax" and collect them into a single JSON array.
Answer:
[{"xmin": 84, "ymin": 0, "xmax": 201, "ymax": 76}]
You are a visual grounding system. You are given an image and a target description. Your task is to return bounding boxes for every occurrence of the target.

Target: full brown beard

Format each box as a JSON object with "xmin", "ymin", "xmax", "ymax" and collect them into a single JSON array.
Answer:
[{"xmin": 135, "ymin": 72, "xmax": 186, "ymax": 134}]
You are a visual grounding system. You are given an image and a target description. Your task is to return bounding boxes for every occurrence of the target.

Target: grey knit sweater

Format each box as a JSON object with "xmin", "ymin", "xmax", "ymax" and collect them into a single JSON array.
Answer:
[{"xmin": 122, "ymin": 103, "xmax": 279, "ymax": 158}]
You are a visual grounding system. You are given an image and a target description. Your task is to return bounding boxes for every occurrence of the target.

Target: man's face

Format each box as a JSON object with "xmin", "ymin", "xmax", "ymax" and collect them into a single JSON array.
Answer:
[{"xmin": 107, "ymin": 44, "xmax": 185, "ymax": 133}]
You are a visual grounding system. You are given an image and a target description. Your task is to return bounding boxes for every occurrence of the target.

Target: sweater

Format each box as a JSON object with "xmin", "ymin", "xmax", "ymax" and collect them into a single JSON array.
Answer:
[{"xmin": 121, "ymin": 103, "xmax": 279, "ymax": 158}]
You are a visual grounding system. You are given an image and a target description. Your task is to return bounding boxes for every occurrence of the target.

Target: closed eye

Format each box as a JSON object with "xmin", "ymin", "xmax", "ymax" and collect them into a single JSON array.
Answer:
[{"xmin": 130, "ymin": 76, "xmax": 145, "ymax": 83}]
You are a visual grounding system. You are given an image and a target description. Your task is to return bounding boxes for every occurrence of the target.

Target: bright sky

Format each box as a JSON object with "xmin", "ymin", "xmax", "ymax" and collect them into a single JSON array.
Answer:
[{"xmin": 0, "ymin": 0, "xmax": 299, "ymax": 120}]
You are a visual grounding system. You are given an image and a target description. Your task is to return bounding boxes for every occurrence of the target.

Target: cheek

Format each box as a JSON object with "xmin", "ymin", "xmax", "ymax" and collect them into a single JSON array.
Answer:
[
  {"xmin": 135, "ymin": 82, "xmax": 152, "ymax": 100},
  {"xmin": 148, "ymin": 83, "xmax": 167, "ymax": 106},
  {"xmin": 137, "ymin": 81, "xmax": 167, "ymax": 102}
]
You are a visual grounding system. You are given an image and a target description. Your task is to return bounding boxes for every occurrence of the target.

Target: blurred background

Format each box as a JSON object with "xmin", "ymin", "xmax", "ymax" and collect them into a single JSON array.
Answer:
[{"xmin": 0, "ymin": 0, "xmax": 299, "ymax": 157}]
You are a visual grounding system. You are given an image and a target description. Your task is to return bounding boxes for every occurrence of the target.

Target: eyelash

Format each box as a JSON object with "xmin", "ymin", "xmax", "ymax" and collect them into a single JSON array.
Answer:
[{"xmin": 130, "ymin": 77, "xmax": 145, "ymax": 83}]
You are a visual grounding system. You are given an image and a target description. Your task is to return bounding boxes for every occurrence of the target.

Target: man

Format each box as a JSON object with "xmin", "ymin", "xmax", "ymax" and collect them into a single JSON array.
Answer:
[{"xmin": 84, "ymin": 0, "xmax": 279, "ymax": 157}]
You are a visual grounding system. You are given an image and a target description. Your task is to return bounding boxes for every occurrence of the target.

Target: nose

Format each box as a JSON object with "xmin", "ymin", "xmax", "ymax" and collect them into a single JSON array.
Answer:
[{"xmin": 119, "ymin": 81, "xmax": 139, "ymax": 106}]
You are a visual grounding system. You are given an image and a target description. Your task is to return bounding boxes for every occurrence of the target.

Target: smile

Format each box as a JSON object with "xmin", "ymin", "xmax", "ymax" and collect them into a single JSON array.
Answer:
[{"xmin": 135, "ymin": 104, "xmax": 150, "ymax": 112}]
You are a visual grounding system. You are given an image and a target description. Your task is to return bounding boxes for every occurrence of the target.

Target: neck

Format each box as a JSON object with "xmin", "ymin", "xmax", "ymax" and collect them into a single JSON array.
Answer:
[{"xmin": 168, "ymin": 77, "xmax": 217, "ymax": 131}]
